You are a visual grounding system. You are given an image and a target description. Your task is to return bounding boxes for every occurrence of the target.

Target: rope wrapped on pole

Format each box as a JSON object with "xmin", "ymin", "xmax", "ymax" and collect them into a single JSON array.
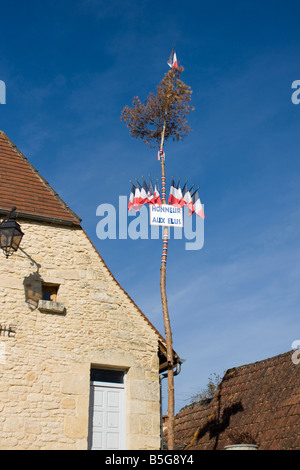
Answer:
[{"xmin": 161, "ymin": 234, "xmax": 168, "ymax": 264}]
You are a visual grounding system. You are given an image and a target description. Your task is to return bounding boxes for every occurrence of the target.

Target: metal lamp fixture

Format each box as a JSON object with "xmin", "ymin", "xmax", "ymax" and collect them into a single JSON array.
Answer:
[{"xmin": 0, "ymin": 207, "xmax": 24, "ymax": 258}]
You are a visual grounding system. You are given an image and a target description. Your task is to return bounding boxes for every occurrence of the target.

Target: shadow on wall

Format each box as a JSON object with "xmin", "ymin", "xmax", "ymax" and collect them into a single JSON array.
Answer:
[
  {"xmin": 23, "ymin": 270, "xmax": 43, "ymax": 310},
  {"xmin": 21, "ymin": 248, "xmax": 42, "ymax": 310}
]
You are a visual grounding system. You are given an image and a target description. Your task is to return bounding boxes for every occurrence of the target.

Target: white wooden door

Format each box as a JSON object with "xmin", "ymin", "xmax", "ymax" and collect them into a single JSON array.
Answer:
[{"xmin": 89, "ymin": 380, "xmax": 126, "ymax": 450}]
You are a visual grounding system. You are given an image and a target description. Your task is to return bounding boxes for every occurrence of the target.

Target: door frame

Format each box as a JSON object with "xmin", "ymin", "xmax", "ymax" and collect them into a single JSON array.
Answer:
[{"xmin": 88, "ymin": 370, "xmax": 127, "ymax": 450}]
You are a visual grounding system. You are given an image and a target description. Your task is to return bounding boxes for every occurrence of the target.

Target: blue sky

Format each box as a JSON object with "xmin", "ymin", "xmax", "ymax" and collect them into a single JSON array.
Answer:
[{"xmin": 1, "ymin": 0, "xmax": 300, "ymax": 413}]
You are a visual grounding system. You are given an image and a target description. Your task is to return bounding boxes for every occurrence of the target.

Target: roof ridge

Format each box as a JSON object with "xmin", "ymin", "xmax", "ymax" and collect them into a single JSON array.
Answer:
[
  {"xmin": 225, "ymin": 350, "xmax": 292, "ymax": 375},
  {"xmin": 0, "ymin": 131, "xmax": 81, "ymax": 224}
]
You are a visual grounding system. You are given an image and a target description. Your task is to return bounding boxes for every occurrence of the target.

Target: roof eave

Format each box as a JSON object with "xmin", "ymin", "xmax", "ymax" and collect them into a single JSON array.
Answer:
[{"xmin": 0, "ymin": 208, "xmax": 81, "ymax": 227}]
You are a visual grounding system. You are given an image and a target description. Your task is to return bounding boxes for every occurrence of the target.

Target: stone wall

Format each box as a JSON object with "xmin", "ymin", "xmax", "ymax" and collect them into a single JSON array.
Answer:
[{"xmin": 0, "ymin": 220, "xmax": 162, "ymax": 450}]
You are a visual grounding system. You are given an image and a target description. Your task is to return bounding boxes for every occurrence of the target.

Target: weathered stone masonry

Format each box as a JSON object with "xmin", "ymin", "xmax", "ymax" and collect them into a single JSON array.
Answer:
[{"xmin": 0, "ymin": 220, "xmax": 162, "ymax": 450}]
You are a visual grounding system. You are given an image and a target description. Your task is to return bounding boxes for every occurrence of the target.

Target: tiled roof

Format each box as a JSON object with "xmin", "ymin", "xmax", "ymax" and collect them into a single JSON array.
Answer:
[
  {"xmin": 169, "ymin": 351, "xmax": 300, "ymax": 450},
  {"xmin": 0, "ymin": 131, "xmax": 81, "ymax": 225}
]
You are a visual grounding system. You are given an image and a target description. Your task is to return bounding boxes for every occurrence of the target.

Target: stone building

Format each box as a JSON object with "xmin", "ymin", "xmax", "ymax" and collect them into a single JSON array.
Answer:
[{"xmin": 0, "ymin": 131, "xmax": 179, "ymax": 450}]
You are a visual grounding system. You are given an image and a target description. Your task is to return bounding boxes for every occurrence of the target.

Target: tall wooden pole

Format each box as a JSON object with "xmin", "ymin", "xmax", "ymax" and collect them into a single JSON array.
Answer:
[{"xmin": 159, "ymin": 121, "xmax": 175, "ymax": 450}]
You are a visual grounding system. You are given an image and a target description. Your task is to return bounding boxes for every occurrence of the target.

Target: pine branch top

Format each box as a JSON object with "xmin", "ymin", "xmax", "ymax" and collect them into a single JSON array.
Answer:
[{"xmin": 121, "ymin": 66, "xmax": 194, "ymax": 148}]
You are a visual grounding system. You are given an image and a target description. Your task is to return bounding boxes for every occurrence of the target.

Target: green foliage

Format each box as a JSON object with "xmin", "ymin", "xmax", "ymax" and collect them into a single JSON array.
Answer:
[
  {"xmin": 188, "ymin": 373, "xmax": 222, "ymax": 405},
  {"xmin": 120, "ymin": 66, "xmax": 194, "ymax": 148}
]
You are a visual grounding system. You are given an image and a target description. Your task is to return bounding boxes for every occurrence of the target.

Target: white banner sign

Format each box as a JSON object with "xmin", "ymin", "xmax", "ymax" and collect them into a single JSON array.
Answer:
[{"xmin": 149, "ymin": 204, "xmax": 183, "ymax": 227}]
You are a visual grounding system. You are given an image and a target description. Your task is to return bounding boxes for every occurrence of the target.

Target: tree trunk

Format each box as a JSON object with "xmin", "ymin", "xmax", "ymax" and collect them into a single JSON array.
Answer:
[{"xmin": 159, "ymin": 124, "xmax": 175, "ymax": 450}]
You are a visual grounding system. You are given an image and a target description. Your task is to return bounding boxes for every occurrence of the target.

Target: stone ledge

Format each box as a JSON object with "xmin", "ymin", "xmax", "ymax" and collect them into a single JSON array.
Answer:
[{"xmin": 38, "ymin": 300, "xmax": 65, "ymax": 315}]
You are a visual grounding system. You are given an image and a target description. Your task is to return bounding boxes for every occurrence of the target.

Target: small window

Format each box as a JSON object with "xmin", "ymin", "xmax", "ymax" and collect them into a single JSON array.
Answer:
[
  {"xmin": 90, "ymin": 368, "xmax": 124, "ymax": 384},
  {"xmin": 42, "ymin": 283, "xmax": 59, "ymax": 302}
]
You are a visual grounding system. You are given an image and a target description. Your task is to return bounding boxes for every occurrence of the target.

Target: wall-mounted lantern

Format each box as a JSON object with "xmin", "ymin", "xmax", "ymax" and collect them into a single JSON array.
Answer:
[{"xmin": 0, "ymin": 207, "xmax": 24, "ymax": 258}]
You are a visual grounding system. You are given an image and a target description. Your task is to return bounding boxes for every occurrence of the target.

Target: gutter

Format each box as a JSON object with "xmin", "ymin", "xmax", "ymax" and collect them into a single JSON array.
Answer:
[{"xmin": 0, "ymin": 209, "xmax": 81, "ymax": 227}]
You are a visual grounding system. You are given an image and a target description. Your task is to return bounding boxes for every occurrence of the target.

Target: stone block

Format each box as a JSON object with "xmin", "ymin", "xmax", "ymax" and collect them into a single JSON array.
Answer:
[{"xmin": 38, "ymin": 300, "xmax": 65, "ymax": 314}]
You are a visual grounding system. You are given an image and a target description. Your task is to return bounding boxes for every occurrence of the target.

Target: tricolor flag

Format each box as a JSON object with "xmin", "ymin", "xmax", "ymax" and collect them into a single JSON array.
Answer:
[
  {"xmin": 167, "ymin": 47, "xmax": 178, "ymax": 69},
  {"xmin": 147, "ymin": 178, "xmax": 155, "ymax": 205},
  {"xmin": 168, "ymin": 178, "xmax": 182, "ymax": 207},
  {"xmin": 182, "ymin": 182, "xmax": 194, "ymax": 212},
  {"xmin": 128, "ymin": 182, "xmax": 136, "ymax": 211},
  {"xmin": 133, "ymin": 180, "xmax": 142, "ymax": 212},
  {"xmin": 176, "ymin": 179, "xmax": 184, "ymax": 207},
  {"xmin": 154, "ymin": 179, "xmax": 162, "ymax": 205},
  {"xmin": 189, "ymin": 189, "xmax": 205, "ymax": 219},
  {"xmin": 140, "ymin": 179, "xmax": 149, "ymax": 205},
  {"xmin": 168, "ymin": 177, "xmax": 177, "ymax": 206}
]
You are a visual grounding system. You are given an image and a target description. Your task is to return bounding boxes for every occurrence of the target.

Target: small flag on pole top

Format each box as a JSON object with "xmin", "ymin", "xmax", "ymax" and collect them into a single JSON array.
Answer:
[
  {"xmin": 167, "ymin": 47, "xmax": 178, "ymax": 69},
  {"xmin": 157, "ymin": 149, "xmax": 165, "ymax": 160}
]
